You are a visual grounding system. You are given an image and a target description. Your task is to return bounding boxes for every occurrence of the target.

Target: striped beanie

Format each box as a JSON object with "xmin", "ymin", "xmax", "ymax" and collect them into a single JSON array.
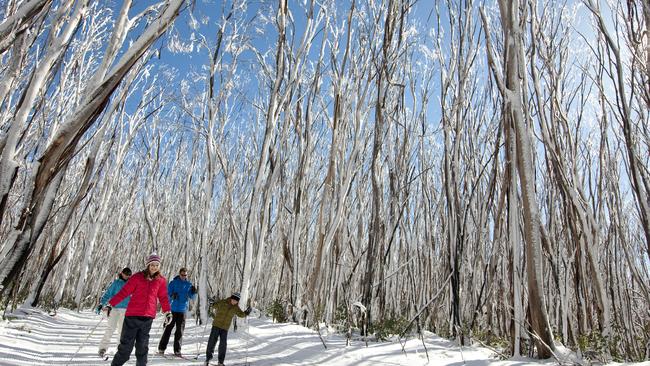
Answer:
[{"xmin": 145, "ymin": 252, "xmax": 161, "ymax": 266}]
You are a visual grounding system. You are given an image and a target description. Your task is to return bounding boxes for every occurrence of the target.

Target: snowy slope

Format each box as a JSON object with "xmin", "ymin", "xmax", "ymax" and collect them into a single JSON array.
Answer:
[{"xmin": 0, "ymin": 308, "xmax": 647, "ymax": 366}]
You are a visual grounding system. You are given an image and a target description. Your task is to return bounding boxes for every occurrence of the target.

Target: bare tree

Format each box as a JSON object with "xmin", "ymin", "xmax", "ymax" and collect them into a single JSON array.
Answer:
[
  {"xmin": 481, "ymin": 0, "xmax": 555, "ymax": 358},
  {"xmin": 0, "ymin": 0, "xmax": 185, "ymax": 298},
  {"xmin": 584, "ymin": 0, "xmax": 650, "ymax": 264}
]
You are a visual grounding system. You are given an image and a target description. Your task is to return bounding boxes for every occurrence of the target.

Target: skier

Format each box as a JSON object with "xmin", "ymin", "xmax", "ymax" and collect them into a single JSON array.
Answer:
[
  {"xmin": 97, "ymin": 267, "xmax": 132, "ymax": 358},
  {"xmin": 157, "ymin": 267, "xmax": 197, "ymax": 356},
  {"xmin": 105, "ymin": 253, "xmax": 172, "ymax": 366},
  {"xmin": 204, "ymin": 292, "xmax": 252, "ymax": 366}
]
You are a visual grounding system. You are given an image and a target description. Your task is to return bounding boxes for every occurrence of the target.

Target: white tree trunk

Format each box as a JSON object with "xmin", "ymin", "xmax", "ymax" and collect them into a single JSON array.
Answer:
[
  {"xmin": 0, "ymin": 0, "xmax": 87, "ymax": 214},
  {"xmin": 0, "ymin": 0, "xmax": 52, "ymax": 54},
  {"xmin": 0, "ymin": 0, "xmax": 185, "ymax": 291},
  {"xmin": 240, "ymin": 0, "xmax": 287, "ymax": 307}
]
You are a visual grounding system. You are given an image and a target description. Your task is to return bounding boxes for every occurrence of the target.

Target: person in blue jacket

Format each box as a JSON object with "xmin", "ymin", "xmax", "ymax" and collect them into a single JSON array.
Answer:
[
  {"xmin": 97, "ymin": 267, "xmax": 132, "ymax": 357},
  {"xmin": 157, "ymin": 267, "xmax": 197, "ymax": 356}
]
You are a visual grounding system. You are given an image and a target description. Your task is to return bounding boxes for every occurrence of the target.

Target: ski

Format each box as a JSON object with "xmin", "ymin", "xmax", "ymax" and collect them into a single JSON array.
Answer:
[
  {"xmin": 159, "ymin": 353, "xmax": 204, "ymax": 363},
  {"xmin": 203, "ymin": 361, "xmax": 251, "ymax": 366},
  {"xmin": 159, "ymin": 354, "xmax": 185, "ymax": 360},
  {"xmin": 172, "ymin": 354, "xmax": 199, "ymax": 361},
  {"xmin": 192, "ymin": 354, "xmax": 251, "ymax": 365}
]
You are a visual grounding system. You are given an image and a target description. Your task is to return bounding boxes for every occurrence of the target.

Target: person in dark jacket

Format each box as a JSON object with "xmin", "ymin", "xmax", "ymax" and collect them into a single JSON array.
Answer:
[
  {"xmin": 204, "ymin": 292, "xmax": 251, "ymax": 366},
  {"xmin": 106, "ymin": 253, "xmax": 172, "ymax": 366},
  {"xmin": 157, "ymin": 267, "xmax": 196, "ymax": 356},
  {"xmin": 97, "ymin": 267, "xmax": 132, "ymax": 357}
]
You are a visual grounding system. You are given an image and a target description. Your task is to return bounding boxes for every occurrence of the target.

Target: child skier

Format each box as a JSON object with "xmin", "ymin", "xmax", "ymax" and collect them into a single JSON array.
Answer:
[{"xmin": 204, "ymin": 292, "xmax": 251, "ymax": 366}]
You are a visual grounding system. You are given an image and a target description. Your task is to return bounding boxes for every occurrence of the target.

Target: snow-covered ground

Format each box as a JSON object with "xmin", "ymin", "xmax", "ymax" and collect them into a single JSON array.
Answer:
[{"xmin": 0, "ymin": 308, "xmax": 647, "ymax": 366}]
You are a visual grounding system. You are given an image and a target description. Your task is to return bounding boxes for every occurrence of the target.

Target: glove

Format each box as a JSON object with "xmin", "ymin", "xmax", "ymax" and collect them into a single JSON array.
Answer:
[
  {"xmin": 103, "ymin": 305, "xmax": 112, "ymax": 317},
  {"xmin": 95, "ymin": 304, "xmax": 103, "ymax": 315},
  {"xmin": 171, "ymin": 292, "xmax": 178, "ymax": 300},
  {"xmin": 163, "ymin": 311, "xmax": 173, "ymax": 327},
  {"xmin": 190, "ymin": 285, "xmax": 197, "ymax": 294},
  {"xmin": 244, "ymin": 306, "xmax": 252, "ymax": 316}
]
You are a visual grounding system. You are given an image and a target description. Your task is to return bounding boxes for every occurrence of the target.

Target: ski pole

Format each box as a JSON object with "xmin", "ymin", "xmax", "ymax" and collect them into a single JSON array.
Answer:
[
  {"xmin": 242, "ymin": 306, "xmax": 258, "ymax": 366},
  {"xmin": 194, "ymin": 296, "xmax": 214, "ymax": 360},
  {"xmin": 67, "ymin": 314, "xmax": 105, "ymax": 364},
  {"xmin": 245, "ymin": 316, "xmax": 250, "ymax": 366},
  {"xmin": 194, "ymin": 316, "xmax": 200, "ymax": 357},
  {"xmin": 194, "ymin": 318, "xmax": 210, "ymax": 360}
]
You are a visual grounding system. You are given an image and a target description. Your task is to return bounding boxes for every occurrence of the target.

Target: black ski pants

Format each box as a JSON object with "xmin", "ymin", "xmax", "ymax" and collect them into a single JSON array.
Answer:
[
  {"xmin": 111, "ymin": 316, "xmax": 153, "ymax": 366},
  {"xmin": 158, "ymin": 311, "xmax": 186, "ymax": 353},
  {"xmin": 205, "ymin": 326, "xmax": 228, "ymax": 364}
]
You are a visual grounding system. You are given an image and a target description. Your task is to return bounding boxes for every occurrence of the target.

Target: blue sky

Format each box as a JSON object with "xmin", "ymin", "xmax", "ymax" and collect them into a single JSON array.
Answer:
[
  {"xmin": 137, "ymin": 0, "xmax": 440, "ymax": 105},
  {"xmin": 117, "ymin": 0, "xmax": 618, "ymax": 175}
]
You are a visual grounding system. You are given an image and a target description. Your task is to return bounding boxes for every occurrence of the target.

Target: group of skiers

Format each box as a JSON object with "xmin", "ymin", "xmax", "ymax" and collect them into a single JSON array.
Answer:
[{"xmin": 97, "ymin": 253, "xmax": 251, "ymax": 366}]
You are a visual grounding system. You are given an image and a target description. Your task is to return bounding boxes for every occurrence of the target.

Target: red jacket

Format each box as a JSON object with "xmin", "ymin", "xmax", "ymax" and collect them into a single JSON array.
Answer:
[{"xmin": 109, "ymin": 271, "xmax": 171, "ymax": 318}]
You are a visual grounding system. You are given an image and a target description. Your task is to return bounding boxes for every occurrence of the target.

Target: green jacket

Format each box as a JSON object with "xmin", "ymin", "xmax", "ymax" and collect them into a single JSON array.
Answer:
[{"xmin": 211, "ymin": 298, "xmax": 246, "ymax": 330}]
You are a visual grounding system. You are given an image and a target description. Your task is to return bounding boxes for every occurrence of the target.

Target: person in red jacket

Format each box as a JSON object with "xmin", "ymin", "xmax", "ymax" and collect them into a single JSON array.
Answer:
[{"xmin": 105, "ymin": 253, "xmax": 172, "ymax": 366}]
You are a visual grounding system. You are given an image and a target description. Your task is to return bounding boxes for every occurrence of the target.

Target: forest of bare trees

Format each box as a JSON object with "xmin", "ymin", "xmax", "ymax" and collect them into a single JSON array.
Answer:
[{"xmin": 0, "ymin": 0, "xmax": 648, "ymax": 362}]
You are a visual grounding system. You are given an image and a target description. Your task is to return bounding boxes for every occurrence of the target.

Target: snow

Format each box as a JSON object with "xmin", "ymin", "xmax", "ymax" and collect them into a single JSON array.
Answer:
[{"xmin": 0, "ymin": 308, "xmax": 647, "ymax": 366}]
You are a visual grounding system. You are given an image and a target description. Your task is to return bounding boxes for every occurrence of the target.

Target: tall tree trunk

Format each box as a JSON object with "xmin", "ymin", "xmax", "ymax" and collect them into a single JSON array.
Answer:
[
  {"xmin": 240, "ymin": 0, "xmax": 287, "ymax": 307},
  {"xmin": 481, "ymin": 1, "xmax": 555, "ymax": 358},
  {"xmin": 0, "ymin": 0, "xmax": 185, "ymax": 298},
  {"xmin": 0, "ymin": 0, "xmax": 53, "ymax": 55},
  {"xmin": 585, "ymin": 0, "xmax": 650, "ymax": 264}
]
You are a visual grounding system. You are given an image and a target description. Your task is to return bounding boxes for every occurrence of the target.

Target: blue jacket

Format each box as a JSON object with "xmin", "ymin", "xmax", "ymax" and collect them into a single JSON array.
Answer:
[
  {"xmin": 100, "ymin": 277, "xmax": 130, "ymax": 309},
  {"xmin": 168, "ymin": 275, "xmax": 196, "ymax": 312}
]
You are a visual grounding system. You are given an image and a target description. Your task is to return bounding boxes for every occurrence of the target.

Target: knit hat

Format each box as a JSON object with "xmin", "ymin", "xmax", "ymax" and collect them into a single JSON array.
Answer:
[
  {"xmin": 231, "ymin": 292, "xmax": 241, "ymax": 301},
  {"xmin": 145, "ymin": 253, "xmax": 161, "ymax": 266},
  {"xmin": 121, "ymin": 267, "xmax": 132, "ymax": 276}
]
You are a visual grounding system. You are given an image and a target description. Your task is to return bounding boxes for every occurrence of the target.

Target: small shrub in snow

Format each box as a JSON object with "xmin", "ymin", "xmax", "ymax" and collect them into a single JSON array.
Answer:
[
  {"xmin": 267, "ymin": 299, "xmax": 287, "ymax": 323},
  {"xmin": 577, "ymin": 330, "xmax": 621, "ymax": 363},
  {"xmin": 471, "ymin": 328, "xmax": 509, "ymax": 353},
  {"xmin": 370, "ymin": 316, "xmax": 409, "ymax": 341},
  {"xmin": 334, "ymin": 304, "xmax": 348, "ymax": 326}
]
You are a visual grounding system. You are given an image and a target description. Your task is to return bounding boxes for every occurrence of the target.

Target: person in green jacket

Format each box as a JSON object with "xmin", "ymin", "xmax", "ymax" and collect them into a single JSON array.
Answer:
[{"xmin": 204, "ymin": 292, "xmax": 251, "ymax": 366}]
